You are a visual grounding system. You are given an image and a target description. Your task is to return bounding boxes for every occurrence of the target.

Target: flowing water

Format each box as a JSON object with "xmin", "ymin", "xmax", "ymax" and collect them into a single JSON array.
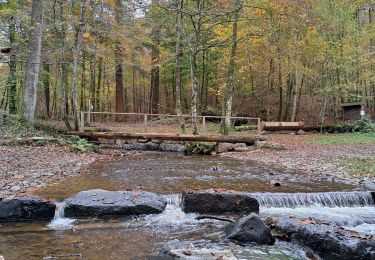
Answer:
[{"xmin": 1, "ymin": 152, "xmax": 374, "ymax": 259}]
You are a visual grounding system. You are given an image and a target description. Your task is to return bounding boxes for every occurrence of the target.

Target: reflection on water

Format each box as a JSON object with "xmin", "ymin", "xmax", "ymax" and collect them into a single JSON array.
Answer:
[{"xmin": 37, "ymin": 152, "xmax": 356, "ymax": 200}]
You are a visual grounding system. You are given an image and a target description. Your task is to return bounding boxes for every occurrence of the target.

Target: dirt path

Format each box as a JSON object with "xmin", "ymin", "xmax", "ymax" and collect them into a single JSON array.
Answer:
[
  {"xmin": 0, "ymin": 144, "xmax": 103, "ymax": 197},
  {"xmin": 224, "ymin": 134, "xmax": 375, "ymax": 187}
]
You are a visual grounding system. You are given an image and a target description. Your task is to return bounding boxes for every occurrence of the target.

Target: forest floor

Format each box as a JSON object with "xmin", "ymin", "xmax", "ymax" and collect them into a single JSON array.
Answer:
[{"xmin": 225, "ymin": 133, "xmax": 375, "ymax": 188}]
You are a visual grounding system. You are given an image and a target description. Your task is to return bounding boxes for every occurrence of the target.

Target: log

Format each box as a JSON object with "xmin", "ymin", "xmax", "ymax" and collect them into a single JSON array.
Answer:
[
  {"xmin": 261, "ymin": 121, "xmax": 304, "ymax": 131},
  {"xmin": 67, "ymin": 131, "xmax": 266, "ymax": 145}
]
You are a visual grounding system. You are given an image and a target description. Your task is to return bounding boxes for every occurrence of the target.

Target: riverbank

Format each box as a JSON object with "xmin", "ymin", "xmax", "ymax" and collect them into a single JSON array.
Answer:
[
  {"xmin": 0, "ymin": 144, "xmax": 101, "ymax": 197},
  {"xmin": 225, "ymin": 133, "xmax": 375, "ymax": 188}
]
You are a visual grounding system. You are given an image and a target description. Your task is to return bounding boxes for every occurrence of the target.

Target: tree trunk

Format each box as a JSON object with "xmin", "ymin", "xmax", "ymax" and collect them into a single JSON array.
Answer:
[
  {"xmin": 80, "ymin": 51, "xmax": 86, "ymax": 111},
  {"xmin": 23, "ymin": 0, "xmax": 45, "ymax": 122},
  {"xmin": 71, "ymin": 0, "xmax": 89, "ymax": 130},
  {"xmin": 115, "ymin": 0, "xmax": 125, "ymax": 114},
  {"xmin": 96, "ymin": 57, "xmax": 102, "ymax": 112},
  {"xmin": 57, "ymin": 0, "xmax": 72, "ymax": 130},
  {"xmin": 190, "ymin": 51, "xmax": 199, "ymax": 135},
  {"xmin": 220, "ymin": 0, "xmax": 240, "ymax": 135},
  {"xmin": 8, "ymin": 17, "xmax": 17, "ymax": 114},
  {"xmin": 149, "ymin": 0, "xmax": 160, "ymax": 114},
  {"xmin": 175, "ymin": 0, "xmax": 185, "ymax": 133},
  {"xmin": 291, "ymin": 65, "xmax": 302, "ymax": 122},
  {"xmin": 43, "ymin": 62, "xmax": 51, "ymax": 118}
]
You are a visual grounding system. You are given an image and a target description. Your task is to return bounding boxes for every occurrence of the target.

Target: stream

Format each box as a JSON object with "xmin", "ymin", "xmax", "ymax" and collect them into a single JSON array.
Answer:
[{"xmin": 1, "ymin": 152, "xmax": 374, "ymax": 259}]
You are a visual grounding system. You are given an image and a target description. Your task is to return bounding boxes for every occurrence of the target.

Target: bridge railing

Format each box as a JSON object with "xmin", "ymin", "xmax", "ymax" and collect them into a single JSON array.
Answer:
[{"xmin": 79, "ymin": 111, "xmax": 262, "ymax": 136}]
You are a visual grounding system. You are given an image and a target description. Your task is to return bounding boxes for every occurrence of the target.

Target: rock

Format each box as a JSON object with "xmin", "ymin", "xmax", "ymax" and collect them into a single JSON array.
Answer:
[
  {"xmin": 0, "ymin": 196, "xmax": 56, "ymax": 221},
  {"xmin": 137, "ymin": 139, "xmax": 150, "ymax": 143},
  {"xmin": 64, "ymin": 189, "xmax": 167, "ymax": 218},
  {"xmin": 254, "ymin": 141, "xmax": 267, "ymax": 148},
  {"xmin": 225, "ymin": 213, "xmax": 275, "ymax": 245},
  {"xmin": 270, "ymin": 143, "xmax": 286, "ymax": 150},
  {"xmin": 275, "ymin": 219, "xmax": 375, "ymax": 260},
  {"xmin": 10, "ymin": 185, "xmax": 21, "ymax": 192},
  {"xmin": 359, "ymin": 180, "xmax": 375, "ymax": 191},
  {"xmin": 160, "ymin": 143, "xmax": 185, "ymax": 152},
  {"xmin": 233, "ymin": 147, "xmax": 250, "ymax": 152},
  {"xmin": 154, "ymin": 240, "xmax": 237, "ymax": 260},
  {"xmin": 182, "ymin": 190, "xmax": 259, "ymax": 215},
  {"xmin": 215, "ymin": 143, "xmax": 236, "ymax": 153},
  {"xmin": 234, "ymin": 143, "xmax": 247, "ymax": 148},
  {"xmin": 270, "ymin": 180, "xmax": 281, "ymax": 187},
  {"xmin": 296, "ymin": 129, "xmax": 306, "ymax": 135}
]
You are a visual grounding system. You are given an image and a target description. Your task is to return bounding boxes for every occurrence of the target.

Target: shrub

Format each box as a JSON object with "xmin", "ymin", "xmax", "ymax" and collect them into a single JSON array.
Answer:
[{"xmin": 185, "ymin": 142, "xmax": 215, "ymax": 155}]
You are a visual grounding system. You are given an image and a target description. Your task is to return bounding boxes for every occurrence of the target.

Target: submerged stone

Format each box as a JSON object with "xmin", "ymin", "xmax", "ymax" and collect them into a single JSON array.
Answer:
[
  {"xmin": 0, "ymin": 196, "xmax": 55, "ymax": 221},
  {"xmin": 225, "ymin": 213, "xmax": 275, "ymax": 245},
  {"xmin": 64, "ymin": 189, "xmax": 167, "ymax": 218},
  {"xmin": 182, "ymin": 190, "xmax": 259, "ymax": 214}
]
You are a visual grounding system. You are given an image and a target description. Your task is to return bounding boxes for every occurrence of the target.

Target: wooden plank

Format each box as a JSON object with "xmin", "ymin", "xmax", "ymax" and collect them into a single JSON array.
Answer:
[{"xmin": 68, "ymin": 131, "xmax": 266, "ymax": 144}]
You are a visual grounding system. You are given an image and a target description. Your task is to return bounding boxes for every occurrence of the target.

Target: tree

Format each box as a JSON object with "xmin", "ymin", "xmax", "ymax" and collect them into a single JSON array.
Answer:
[
  {"xmin": 114, "ymin": 0, "xmax": 125, "ymax": 114},
  {"xmin": 175, "ymin": 0, "xmax": 186, "ymax": 132},
  {"xmin": 22, "ymin": 0, "xmax": 45, "ymax": 122},
  {"xmin": 149, "ymin": 0, "xmax": 161, "ymax": 114},
  {"xmin": 220, "ymin": 0, "xmax": 241, "ymax": 135}
]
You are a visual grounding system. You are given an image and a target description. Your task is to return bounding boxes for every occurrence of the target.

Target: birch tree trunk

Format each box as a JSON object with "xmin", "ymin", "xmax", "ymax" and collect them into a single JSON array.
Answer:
[
  {"xmin": 23, "ymin": 0, "xmax": 45, "ymax": 122},
  {"xmin": 175, "ymin": 0, "xmax": 185, "ymax": 133},
  {"xmin": 71, "ymin": 0, "xmax": 89, "ymax": 130},
  {"xmin": 220, "ymin": 0, "xmax": 241, "ymax": 135},
  {"xmin": 190, "ymin": 52, "xmax": 199, "ymax": 135}
]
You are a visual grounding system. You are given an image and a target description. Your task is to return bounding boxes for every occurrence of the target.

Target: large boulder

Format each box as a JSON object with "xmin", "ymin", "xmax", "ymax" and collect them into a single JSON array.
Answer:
[
  {"xmin": 225, "ymin": 213, "xmax": 275, "ymax": 245},
  {"xmin": 64, "ymin": 189, "xmax": 167, "ymax": 218},
  {"xmin": 0, "ymin": 196, "xmax": 55, "ymax": 221},
  {"xmin": 182, "ymin": 190, "xmax": 259, "ymax": 215},
  {"xmin": 275, "ymin": 218, "xmax": 375, "ymax": 260}
]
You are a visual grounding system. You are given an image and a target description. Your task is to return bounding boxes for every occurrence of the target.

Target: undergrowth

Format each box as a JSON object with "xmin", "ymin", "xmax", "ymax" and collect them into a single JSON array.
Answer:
[
  {"xmin": 185, "ymin": 142, "xmax": 215, "ymax": 155},
  {"xmin": 1, "ymin": 115, "xmax": 98, "ymax": 152}
]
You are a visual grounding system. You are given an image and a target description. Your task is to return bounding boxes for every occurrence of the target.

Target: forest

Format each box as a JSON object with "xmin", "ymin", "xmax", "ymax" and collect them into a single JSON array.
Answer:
[{"xmin": 0, "ymin": 0, "xmax": 374, "ymax": 133}]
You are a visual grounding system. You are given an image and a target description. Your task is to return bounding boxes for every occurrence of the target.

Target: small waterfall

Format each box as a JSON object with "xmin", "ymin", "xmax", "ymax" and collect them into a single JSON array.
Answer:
[
  {"xmin": 145, "ymin": 194, "xmax": 197, "ymax": 227},
  {"xmin": 47, "ymin": 202, "xmax": 75, "ymax": 230},
  {"xmin": 165, "ymin": 194, "xmax": 182, "ymax": 207},
  {"xmin": 251, "ymin": 191, "xmax": 374, "ymax": 208},
  {"xmin": 53, "ymin": 202, "xmax": 66, "ymax": 220}
]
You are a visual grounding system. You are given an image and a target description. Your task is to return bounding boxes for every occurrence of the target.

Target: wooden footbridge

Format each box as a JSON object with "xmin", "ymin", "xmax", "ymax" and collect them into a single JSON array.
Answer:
[{"xmin": 69, "ymin": 112, "xmax": 266, "ymax": 144}]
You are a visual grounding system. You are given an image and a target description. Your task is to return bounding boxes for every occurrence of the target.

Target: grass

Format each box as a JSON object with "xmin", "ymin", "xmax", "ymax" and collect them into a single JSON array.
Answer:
[
  {"xmin": 343, "ymin": 158, "xmax": 375, "ymax": 176},
  {"xmin": 313, "ymin": 133, "xmax": 375, "ymax": 144}
]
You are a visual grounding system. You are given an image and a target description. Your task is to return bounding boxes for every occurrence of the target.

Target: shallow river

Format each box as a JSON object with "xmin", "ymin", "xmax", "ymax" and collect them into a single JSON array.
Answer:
[{"xmin": 1, "ymin": 152, "xmax": 374, "ymax": 260}]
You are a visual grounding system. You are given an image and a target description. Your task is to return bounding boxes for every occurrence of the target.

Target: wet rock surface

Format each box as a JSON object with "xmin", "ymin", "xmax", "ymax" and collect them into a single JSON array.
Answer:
[
  {"xmin": 0, "ymin": 196, "xmax": 55, "ymax": 221},
  {"xmin": 153, "ymin": 239, "xmax": 306, "ymax": 260},
  {"xmin": 274, "ymin": 218, "xmax": 375, "ymax": 260},
  {"xmin": 182, "ymin": 190, "xmax": 259, "ymax": 214},
  {"xmin": 65, "ymin": 189, "xmax": 167, "ymax": 218},
  {"xmin": 225, "ymin": 213, "xmax": 275, "ymax": 245}
]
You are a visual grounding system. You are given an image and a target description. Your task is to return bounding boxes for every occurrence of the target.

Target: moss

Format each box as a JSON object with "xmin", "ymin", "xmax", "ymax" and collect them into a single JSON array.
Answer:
[
  {"xmin": 185, "ymin": 142, "xmax": 216, "ymax": 155},
  {"xmin": 313, "ymin": 133, "xmax": 375, "ymax": 144},
  {"xmin": 65, "ymin": 136, "xmax": 99, "ymax": 153},
  {"xmin": 343, "ymin": 158, "xmax": 375, "ymax": 176}
]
